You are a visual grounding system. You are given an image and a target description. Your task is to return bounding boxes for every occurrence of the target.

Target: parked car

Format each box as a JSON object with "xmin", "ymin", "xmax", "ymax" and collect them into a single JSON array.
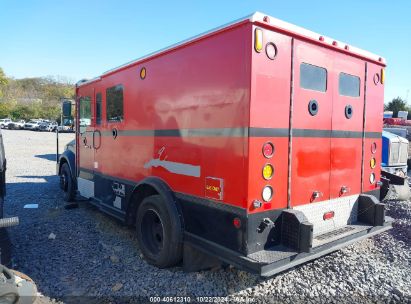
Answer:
[
  {"xmin": 24, "ymin": 120, "xmax": 41, "ymax": 131},
  {"xmin": 7, "ymin": 120, "xmax": 25, "ymax": 130},
  {"xmin": 47, "ymin": 122, "xmax": 58, "ymax": 132},
  {"xmin": 0, "ymin": 119, "xmax": 12, "ymax": 129},
  {"xmin": 38, "ymin": 122, "xmax": 50, "ymax": 132}
]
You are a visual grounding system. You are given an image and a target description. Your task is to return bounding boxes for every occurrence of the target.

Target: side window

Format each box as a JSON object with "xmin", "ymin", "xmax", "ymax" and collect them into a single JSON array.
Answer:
[
  {"xmin": 339, "ymin": 73, "xmax": 360, "ymax": 97},
  {"xmin": 79, "ymin": 96, "xmax": 91, "ymax": 127},
  {"xmin": 300, "ymin": 63, "xmax": 327, "ymax": 92},
  {"xmin": 106, "ymin": 85, "xmax": 124, "ymax": 122},
  {"xmin": 96, "ymin": 93, "xmax": 102, "ymax": 125}
]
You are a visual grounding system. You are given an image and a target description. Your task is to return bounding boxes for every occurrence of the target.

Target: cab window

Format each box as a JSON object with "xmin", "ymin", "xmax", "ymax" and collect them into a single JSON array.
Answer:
[
  {"xmin": 300, "ymin": 63, "xmax": 327, "ymax": 92},
  {"xmin": 339, "ymin": 73, "xmax": 360, "ymax": 97},
  {"xmin": 106, "ymin": 85, "xmax": 124, "ymax": 122},
  {"xmin": 79, "ymin": 96, "xmax": 91, "ymax": 127}
]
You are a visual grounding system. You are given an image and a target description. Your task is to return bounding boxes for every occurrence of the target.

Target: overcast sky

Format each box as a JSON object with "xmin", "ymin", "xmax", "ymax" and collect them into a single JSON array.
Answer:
[{"xmin": 0, "ymin": 0, "xmax": 410, "ymax": 103}]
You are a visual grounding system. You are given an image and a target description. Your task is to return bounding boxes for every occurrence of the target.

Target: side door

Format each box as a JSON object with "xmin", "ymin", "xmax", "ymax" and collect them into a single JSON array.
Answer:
[
  {"xmin": 77, "ymin": 87, "xmax": 95, "ymax": 198},
  {"xmin": 290, "ymin": 40, "xmax": 334, "ymax": 207},
  {"xmin": 330, "ymin": 55, "xmax": 365, "ymax": 198}
]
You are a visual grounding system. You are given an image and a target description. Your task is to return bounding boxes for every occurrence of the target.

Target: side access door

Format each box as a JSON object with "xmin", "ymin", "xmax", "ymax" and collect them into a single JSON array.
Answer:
[
  {"xmin": 77, "ymin": 87, "xmax": 96, "ymax": 198},
  {"xmin": 290, "ymin": 40, "xmax": 334, "ymax": 207}
]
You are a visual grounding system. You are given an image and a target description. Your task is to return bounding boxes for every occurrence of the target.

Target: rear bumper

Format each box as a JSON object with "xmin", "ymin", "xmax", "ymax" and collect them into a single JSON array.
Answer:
[
  {"xmin": 184, "ymin": 193, "xmax": 393, "ymax": 277},
  {"xmin": 186, "ymin": 218, "xmax": 392, "ymax": 277}
]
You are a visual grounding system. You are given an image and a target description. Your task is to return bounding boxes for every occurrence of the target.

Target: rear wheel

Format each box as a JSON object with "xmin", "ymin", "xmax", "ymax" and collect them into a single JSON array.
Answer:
[
  {"xmin": 60, "ymin": 163, "xmax": 75, "ymax": 202},
  {"xmin": 136, "ymin": 195, "xmax": 182, "ymax": 268}
]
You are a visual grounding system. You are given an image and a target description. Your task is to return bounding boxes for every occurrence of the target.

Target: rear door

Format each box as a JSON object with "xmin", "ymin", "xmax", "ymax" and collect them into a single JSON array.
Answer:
[
  {"xmin": 290, "ymin": 40, "xmax": 334, "ymax": 206},
  {"xmin": 330, "ymin": 55, "xmax": 365, "ymax": 198}
]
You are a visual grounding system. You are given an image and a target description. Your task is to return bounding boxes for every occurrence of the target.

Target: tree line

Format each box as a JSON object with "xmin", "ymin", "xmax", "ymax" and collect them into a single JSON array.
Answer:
[
  {"xmin": 384, "ymin": 97, "xmax": 410, "ymax": 118},
  {"xmin": 0, "ymin": 67, "xmax": 74, "ymax": 122}
]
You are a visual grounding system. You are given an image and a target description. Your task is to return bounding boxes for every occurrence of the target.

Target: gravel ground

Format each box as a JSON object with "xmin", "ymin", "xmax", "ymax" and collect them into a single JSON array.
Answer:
[{"xmin": 2, "ymin": 129, "xmax": 410, "ymax": 303}]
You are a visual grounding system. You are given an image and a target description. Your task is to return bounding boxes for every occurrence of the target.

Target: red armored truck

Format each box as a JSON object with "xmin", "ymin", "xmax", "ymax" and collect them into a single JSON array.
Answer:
[{"xmin": 58, "ymin": 12, "xmax": 392, "ymax": 276}]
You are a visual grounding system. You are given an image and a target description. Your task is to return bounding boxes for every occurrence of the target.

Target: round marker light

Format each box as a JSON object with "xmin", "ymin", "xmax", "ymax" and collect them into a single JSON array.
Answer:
[
  {"xmin": 233, "ymin": 217, "xmax": 241, "ymax": 229},
  {"xmin": 371, "ymin": 142, "xmax": 377, "ymax": 153},
  {"xmin": 370, "ymin": 158, "xmax": 377, "ymax": 169},
  {"xmin": 262, "ymin": 164, "xmax": 274, "ymax": 180},
  {"xmin": 262, "ymin": 186, "xmax": 273, "ymax": 202},
  {"xmin": 370, "ymin": 173, "xmax": 376, "ymax": 184},
  {"xmin": 140, "ymin": 67, "xmax": 146, "ymax": 79},
  {"xmin": 262, "ymin": 142, "xmax": 274, "ymax": 158}
]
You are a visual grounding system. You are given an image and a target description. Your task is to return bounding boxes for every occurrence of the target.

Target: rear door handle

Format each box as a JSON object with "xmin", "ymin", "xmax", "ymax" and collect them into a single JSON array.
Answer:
[{"xmin": 93, "ymin": 130, "xmax": 101, "ymax": 149}]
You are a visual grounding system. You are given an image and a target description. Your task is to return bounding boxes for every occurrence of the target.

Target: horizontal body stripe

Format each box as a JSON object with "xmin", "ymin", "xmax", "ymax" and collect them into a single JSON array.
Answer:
[{"xmin": 91, "ymin": 127, "xmax": 381, "ymax": 139}]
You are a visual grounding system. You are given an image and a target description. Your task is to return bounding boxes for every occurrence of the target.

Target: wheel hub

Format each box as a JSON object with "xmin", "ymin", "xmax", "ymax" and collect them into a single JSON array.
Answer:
[{"xmin": 141, "ymin": 209, "xmax": 164, "ymax": 255}]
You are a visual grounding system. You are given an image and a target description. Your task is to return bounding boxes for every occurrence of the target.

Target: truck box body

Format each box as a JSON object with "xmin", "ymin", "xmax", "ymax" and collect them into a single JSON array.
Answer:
[{"xmin": 67, "ymin": 12, "xmax": 392, "ymax": 276}]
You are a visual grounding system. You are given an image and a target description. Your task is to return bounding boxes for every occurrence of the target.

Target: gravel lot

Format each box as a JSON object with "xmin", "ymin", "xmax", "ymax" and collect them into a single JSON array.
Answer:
[{"xmin": 2, "ymin": 129, "xmax": 410, "ymax": 303}]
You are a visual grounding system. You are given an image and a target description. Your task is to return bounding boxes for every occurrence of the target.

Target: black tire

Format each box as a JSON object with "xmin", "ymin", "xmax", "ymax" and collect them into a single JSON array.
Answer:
[
  {"xmin": 60, "ymin": 163, "xmax": 75, "ymax": 202},
  {"xmin": 136, "ymin": 195, "xmax": 182, "ymax": 268}
]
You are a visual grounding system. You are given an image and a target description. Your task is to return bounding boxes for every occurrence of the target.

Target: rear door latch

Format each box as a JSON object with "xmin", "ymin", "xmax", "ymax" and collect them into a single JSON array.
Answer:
[{"xmin": 257, "ymin": 218, "xmax": 275, "ymax": 233}]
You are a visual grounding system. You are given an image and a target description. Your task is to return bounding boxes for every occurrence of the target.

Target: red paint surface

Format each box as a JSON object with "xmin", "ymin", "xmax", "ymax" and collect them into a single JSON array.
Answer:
[{"xmin": 76, "ymin": 20, "xmax": 385, "ymax": 214}]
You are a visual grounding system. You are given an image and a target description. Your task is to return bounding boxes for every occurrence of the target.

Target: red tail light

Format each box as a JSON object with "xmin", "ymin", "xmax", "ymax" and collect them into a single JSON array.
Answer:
[
  {"xmin": 233, "ymin": 217, "xmax": 241, "ymax": 229},
  {"xmin": 262, "ymin": 142, "xmax": 274, "ymax": 158},
  {"xmin": 323, "ymin": 211, "xmax": 335, "ymax": 221}
]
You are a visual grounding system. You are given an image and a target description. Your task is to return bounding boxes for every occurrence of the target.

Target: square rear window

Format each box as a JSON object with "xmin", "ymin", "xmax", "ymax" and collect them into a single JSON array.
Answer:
[
  {"xmin": 339, "ymin": 73, "xmax": 360, "ymax": 97},
  {"xmin": 300, "ymin": 63, "xmax": 327, "ymax": 92}
]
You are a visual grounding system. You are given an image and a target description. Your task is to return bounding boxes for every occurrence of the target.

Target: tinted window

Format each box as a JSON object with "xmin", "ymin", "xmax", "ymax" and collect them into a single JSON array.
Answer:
[
  {"xmin": 300, "ymin": 63, "xmax": 327, "ymax": 92},
  {"xmin": 106, "ymin": 85, "xmax": 124, "ymax": 122},
  {"xmin": 96, "ymin": 92, "xmax": 102, "ymax": 125},
  {"xmin": 339, "ymin": 73, "xmax": 360, "ymax": 97},
  {"xmin": 79, "ymin": 96, "xmax": 91, "ymax": 127}
]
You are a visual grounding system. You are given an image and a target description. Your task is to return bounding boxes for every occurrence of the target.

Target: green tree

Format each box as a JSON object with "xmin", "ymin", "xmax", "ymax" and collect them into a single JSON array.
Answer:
[
  {"xmin": 384, "ymin": 97, "xmax": 410, "ymax": 117},
  {"xmin": 0, "ymin": 68, "xmax": 8, "ymax": 99},
  {"xmin": 0, "ymin": 68, "xmax": 7, "ymax": 86},
  {"xmin": 0, "ymin": 101, "xmax": 12, "ymax": 118}
]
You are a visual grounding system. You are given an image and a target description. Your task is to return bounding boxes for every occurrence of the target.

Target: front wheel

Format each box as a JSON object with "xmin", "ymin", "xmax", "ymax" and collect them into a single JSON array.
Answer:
[
  {"xmin": 136, "ymin": 195, "xmax": 182, "ymax": 268},
  {"xmin": 60, "ymin": 163, "xmax": 75, "ymax": 202}
]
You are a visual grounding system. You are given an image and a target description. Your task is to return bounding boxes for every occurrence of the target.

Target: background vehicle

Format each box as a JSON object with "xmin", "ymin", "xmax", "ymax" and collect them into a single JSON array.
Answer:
[
  {"xmin": 58, "ymin": 12, "xmax": 392, "ymax": 277},
  {"xmin": 7, "ymin": 120, "xmax": 25, "ymax": 130},
  {"xmin": 38, "ymin": 122, "xmax": 50, "ymax": 132},
  {"xmin": 383, "ymin": 127, "xmax": 411, "ymax": 166},
  {"xmin": 380, "ymin": 130, "xmax": 410, "ymax": 199},
  {"xmin": 47, "ymin": 121, "xmax": 58, "ymax": 132},
  {"xmin": 24, "ymin": 120, "xmax": 41, "ymax": 131},
  {"xmin": 0, "ymin": 119, "xmax": 12, "ymax": 129}
]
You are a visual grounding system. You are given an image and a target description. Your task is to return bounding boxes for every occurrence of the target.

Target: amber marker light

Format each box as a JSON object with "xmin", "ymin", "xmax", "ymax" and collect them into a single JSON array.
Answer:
[
  {"xmin": 262, "ymin": 164, "xmax": 274, "ymax": 180},
  {"xmin": 254, "ymin": 28, "xmax": 263, "ymax": 53},
  {"xmin": 370, "ymin": 158, "xmax": 377, "ymax": 169},
  {"xmin": 140, "ymin": 67, "xmax": 146, "ymax": 79}
]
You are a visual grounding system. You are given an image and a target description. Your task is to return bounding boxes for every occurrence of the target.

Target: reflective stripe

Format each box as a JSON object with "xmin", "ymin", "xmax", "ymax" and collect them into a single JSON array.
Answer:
[{"xmin": 97, "ymin": 127, "xmax": 381, "ymax": 138}]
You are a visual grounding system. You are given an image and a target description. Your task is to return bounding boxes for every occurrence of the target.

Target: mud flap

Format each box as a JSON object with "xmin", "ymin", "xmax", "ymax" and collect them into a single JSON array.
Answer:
[{"xmin": 183, "ymin": 243, "xmax": 221, "ymax": 272}]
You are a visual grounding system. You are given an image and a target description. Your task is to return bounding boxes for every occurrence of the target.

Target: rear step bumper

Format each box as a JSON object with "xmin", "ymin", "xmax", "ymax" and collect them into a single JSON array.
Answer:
[
  {"xmin": 184, "ymin": 194, "xmax": 393, "ymax": 277},
  {"xmin": 255, "ymin": 219, "xmax": 392, "ymax": 277},
  {"xmin": 185, "ymin": 219, "xmax": 393, "ymax": 277}
]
